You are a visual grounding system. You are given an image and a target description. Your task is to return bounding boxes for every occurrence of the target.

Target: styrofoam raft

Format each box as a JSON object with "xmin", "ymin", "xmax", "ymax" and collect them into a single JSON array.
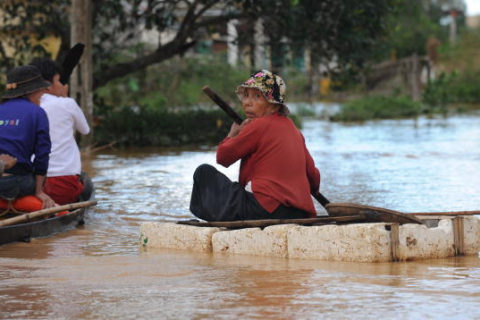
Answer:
[{"xmin": 139, "ymin": 217, "xmax": 480, "ymax": 262}]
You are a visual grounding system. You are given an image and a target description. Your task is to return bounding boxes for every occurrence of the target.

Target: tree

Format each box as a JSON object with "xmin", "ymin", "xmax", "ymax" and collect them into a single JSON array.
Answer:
[
  {"xmin": 369, "ymin": 0, "xmax": 467, "ymax": 62},
  {"xmin": 257, "ymin": 0, "xmax": 400, "ymax": 97},
  {"xmin": 1, "ymin": 0, "xmax": 399, "ymax": 91},
  {"xmin": 0, "ymin": 0, "xmax": 71, "ymax": 73}
]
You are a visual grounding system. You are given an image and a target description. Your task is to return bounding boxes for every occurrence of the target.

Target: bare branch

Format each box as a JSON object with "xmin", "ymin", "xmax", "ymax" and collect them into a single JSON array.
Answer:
[
  {"xmin": 175, "ymin": 0, "xmax": 200, "ymax": 41},
  {"xmin": 93, "ymin": 41, "xmax": 196, "ymax": 89},
  {"xmin": 193, "ymin": 0, "xmax": 218, "ymax": 20}
]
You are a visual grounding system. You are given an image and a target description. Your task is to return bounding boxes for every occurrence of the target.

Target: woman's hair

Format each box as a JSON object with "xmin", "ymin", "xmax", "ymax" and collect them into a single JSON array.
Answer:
[{"xmin": 277, "ymin": 105, "xmax": 289, "ymax": 116}]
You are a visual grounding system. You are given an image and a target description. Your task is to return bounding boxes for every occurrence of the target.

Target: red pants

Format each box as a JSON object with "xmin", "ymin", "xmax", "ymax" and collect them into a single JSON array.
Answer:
[{"xmin": 44, "ymin": 175, "xmax": 84, "ymax": 205}]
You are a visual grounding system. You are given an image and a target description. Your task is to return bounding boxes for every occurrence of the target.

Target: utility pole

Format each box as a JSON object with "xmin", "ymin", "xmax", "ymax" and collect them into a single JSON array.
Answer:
[
  {"xmin": 449, "ymin": 9, "xmax": 458, "ymax": 45},
  {"xmin": 70, "ymin": 0, "xmax": 94, "ymax": 150}
]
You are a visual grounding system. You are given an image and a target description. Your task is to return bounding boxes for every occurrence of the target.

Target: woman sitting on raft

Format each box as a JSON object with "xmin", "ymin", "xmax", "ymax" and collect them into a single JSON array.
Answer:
[{"xmin": 190, "ymin": 70, "xmax": 321, "ymax": 221}]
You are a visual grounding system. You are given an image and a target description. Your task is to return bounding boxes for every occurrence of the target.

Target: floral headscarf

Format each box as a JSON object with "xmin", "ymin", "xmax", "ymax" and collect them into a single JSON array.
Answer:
[{"xmin": 236, "ymin": 70, "xmax": 287, "ymax": 107}]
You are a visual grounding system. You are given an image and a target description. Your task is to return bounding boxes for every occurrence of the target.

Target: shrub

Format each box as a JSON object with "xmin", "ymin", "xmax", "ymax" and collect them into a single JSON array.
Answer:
[
  {"xmin": 449, "ymin": 70, "xmax": 480, "ymax": 104},
  {"xmin": 423, "ymin": 71, "xmax": 480, "ymax": 110},
  {"xmin": 331, "ymin": 95, "xmax": 423, "ymax": 122},
  {"xmin": 423, "ymin": 71, "xmax": 456, "ymax": 112},
  {"xmin": 94, "ymin": 107, "xmax": 235, "ymax": 147},
  {"xmin": 94, "ymin": 54, "xmax": 250, "ymax": 116}
]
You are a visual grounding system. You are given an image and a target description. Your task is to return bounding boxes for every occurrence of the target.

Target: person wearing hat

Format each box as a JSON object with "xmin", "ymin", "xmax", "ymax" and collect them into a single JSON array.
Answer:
[
  {"xmin": 0, "ymin": 65, "xmax": 55, "ymax": 208},
  {"xmin": 30, "ymin": 58, "xmax": 90, "ymax": 205},
  {"xmin": 190, "ymin": 70, "xmax": 321, "ymax": 221}
]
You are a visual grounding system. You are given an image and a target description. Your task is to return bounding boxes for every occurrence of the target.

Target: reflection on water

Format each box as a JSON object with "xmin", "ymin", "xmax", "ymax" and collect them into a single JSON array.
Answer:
[
  {"xmin": 1, "ymin": 251, "xmax": 480, "ymax": 319},
  {"xmin": 305, "ymin": 115, "xmax": 480, "ymax": 213},
  {"xmin": 1, "ymin": 109, "xmax": 480, "ymax": 319}
]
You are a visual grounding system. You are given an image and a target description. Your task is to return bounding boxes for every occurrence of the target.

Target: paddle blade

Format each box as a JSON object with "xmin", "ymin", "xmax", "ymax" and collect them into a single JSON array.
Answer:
[
  {"xmin": 60, "ymin": 43, "xmax": 85, "ymax": 84},
  {"xmin": 326, "ymin": 202, "xmax": 423, "ymax": 224}
]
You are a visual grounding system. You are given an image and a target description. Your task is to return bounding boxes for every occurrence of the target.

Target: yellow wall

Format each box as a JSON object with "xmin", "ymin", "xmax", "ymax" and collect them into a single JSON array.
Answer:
[
  {"xmin": 0, "ymin": 6, "xmax": 61, "ymax": 61},
  {"xmin": 30, "ymin": 34, "xmax": 62, "ymax": 59}
]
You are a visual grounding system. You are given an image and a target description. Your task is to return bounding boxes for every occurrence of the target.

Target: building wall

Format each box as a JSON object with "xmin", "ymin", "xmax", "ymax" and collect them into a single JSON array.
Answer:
[
  {"xmin": 466, "ymin": 15, "xmax": 480, "ymax": 28},
  {"xmin": 0, "ymin": 7, "xmax": 61, "ymax": 61}
]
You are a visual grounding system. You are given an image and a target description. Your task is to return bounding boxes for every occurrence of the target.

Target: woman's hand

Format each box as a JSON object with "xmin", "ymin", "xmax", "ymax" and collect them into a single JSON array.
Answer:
[
  {"xmin": 35, "ymin": 191, "xmax": 56, "ymax": 209},
  {"xmin": 227, "ymin": 119, "xmax": 252, "ymax": 138},
  {"xmin": 0, "ymin": 154, "xmax": 17, "ymax": 170}
]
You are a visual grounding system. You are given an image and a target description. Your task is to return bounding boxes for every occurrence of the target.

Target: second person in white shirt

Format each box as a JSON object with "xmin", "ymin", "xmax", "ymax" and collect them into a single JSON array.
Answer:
[{"xmin": 30, "ymin": 59, "xmax": 90, "ymax": 205}]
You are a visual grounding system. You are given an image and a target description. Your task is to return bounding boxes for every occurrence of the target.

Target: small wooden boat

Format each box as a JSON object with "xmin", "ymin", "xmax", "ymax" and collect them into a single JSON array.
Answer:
[{"xmin": 0, "ymin": 174, "xmax": 96, "ymax": 246}]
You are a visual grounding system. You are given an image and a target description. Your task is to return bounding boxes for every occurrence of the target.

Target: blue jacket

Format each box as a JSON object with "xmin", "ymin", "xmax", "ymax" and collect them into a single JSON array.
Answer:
[{"xmin": 0, "ymin": 98, "xmax": 51, "ymax": 175}]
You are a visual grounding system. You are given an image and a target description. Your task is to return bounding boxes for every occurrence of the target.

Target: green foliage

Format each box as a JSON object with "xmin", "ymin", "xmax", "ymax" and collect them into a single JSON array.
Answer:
[
  {"xmin": 424, "ymin": 71, "xmax": 480, "ymax": 108},
  {"xmin": 423, "ymin": 27, "xmax": 480, "ymax": 108},
  {"xmin": 93, "ymin": 54, "xmax": 307, "ymax": 146},
  {"xmin": 294, "ymin": 103, "xmax": 316, "ymax": 117},
  {"xmin": 331, "ymin": 95, "xmax": 423, "ymax": 121},
  {"xmin": 94, "ymin": 107, "xmax": 233, "ymax": 147},
  {"xmin": 439, "ymin": 28, "xmax": 480, "ymax": 71},
  {"xmin": 261, "ymin": 0, "xmax": 399, "ymax": 71},
  {"xmin": 0, "ymin": 0, "xmax": 70, "ymax": 71},
  {"xmin": 95, "ymin": 105, "xmax": 303, "ymax": 147},
  {"xmin": 449, "ymin": 71, "xmax": 480, "ymax": 104},
  {"xmin": 282, "ymin": 69, "xmax": 310, "ymax": 101},
  {"xmin": 423, "ymin": 72, "xmax": 456, "ymax": 111},
  {"xmin": 370, "ymin": 0, "xmax": 465, "ymax": 62},
  {"xmin": 94, "ymin": 54, "xmax": 244, "ymax": 146},
  {"xmin": 1, "ymin": 0, "xmax": 401, "ymax": 90},
  {"xmin": 94, "ymin": 54, "xmax": 249, "ymax": 114},
  {"xmin": 288, "ymin": 113, "xmax": 303, "ymax": 129}
]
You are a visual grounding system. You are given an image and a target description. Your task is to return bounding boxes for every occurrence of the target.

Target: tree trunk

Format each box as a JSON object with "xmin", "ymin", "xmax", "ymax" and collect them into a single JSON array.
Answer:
[
  {"xmin": 70, "ymin": 0, "xmax": 94, "ymax": 150},
  {"xmin": 411, "ymin": 53, "xmax": 420, "ymax": 101}
]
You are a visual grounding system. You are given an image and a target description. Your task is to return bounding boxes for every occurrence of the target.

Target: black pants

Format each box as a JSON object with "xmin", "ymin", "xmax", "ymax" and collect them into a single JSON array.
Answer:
[{"xmin": 190, "ymin": 164, "xmax": 309, "ymax": 222}]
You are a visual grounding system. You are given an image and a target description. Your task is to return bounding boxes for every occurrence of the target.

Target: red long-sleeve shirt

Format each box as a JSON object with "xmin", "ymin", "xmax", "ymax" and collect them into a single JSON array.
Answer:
[{"xmin": 217, "ymin": 113, "xmax": 320, "ymax": 217}]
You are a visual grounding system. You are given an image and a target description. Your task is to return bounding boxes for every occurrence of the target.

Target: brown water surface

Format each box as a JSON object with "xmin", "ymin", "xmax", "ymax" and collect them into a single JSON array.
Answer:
[{"xmin": 1, "ymin": 111, "xmax": 480, "ymax": 319}]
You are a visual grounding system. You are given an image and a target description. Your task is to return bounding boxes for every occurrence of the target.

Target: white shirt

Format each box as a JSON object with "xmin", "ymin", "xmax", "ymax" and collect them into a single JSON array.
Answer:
[{"xmin": 40, "ymin": 93, "xmax": 90, "ymax": 176}]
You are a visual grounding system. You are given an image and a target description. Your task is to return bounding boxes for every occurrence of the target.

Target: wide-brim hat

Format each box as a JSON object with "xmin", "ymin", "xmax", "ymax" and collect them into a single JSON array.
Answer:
[
  {"xmin": 236, "ymin": 70, "xmax": 287, "ymax": 107},
  {"xmin": 3, "ymin": 65, "xmax": 51, "ymax": 99}
]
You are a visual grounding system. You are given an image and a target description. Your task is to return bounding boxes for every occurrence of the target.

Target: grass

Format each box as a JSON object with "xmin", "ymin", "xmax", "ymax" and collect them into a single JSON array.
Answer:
[{"xmin": 331, "ymin": 95, "xmax": 423, "ymax": 122}]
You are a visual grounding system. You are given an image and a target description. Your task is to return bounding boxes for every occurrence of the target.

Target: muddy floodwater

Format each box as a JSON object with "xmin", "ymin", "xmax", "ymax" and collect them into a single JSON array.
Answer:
[{"xmin": 1, "ymin": 107, "xmax": 480, "ymax": 319}]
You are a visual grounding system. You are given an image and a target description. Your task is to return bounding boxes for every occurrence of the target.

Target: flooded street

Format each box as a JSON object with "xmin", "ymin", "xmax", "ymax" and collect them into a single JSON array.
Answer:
[{"xmin": 1, "ymin": 108, "xmax": 480, "ymax": 319}]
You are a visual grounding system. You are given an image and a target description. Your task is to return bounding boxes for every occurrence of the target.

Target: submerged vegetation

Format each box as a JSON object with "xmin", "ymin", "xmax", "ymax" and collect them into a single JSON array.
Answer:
[
  {"xmin": 332, "ymin": 70, "xmax": 480, "ymax": 122},
  {"xmin": 331, "ymin": 95, "xmax": 423, "ymax": 122},
  {"xmin": 332, "ymin": 27, "xmax": 480, "ymax": 122},
  {"xmin": 95, "ymin": 108, "xmax": 232, "ymax": 147}
]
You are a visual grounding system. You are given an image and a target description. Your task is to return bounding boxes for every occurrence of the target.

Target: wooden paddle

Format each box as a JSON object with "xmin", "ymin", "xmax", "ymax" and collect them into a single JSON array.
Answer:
[
  {"xmin": 326, "ymin": 202, "xmax": 423, "ymax": 224},
  {"xmin": 60, "ymin": 43, "xmax": 85, "ymax": 85},
  {"xmin": 178, "ymin": 214, "xmax": 365, "ymax": 229},
  {"xmin": 203, "ymin": 86, "xmax": 243, "ymax": 125},
  {"xmin": 201, "ymin": 85, "xmax": 424, "ymax": 224},
  {"xmin": 0, "ymin": 200, "xmax": 97, "ymax": 228}
]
